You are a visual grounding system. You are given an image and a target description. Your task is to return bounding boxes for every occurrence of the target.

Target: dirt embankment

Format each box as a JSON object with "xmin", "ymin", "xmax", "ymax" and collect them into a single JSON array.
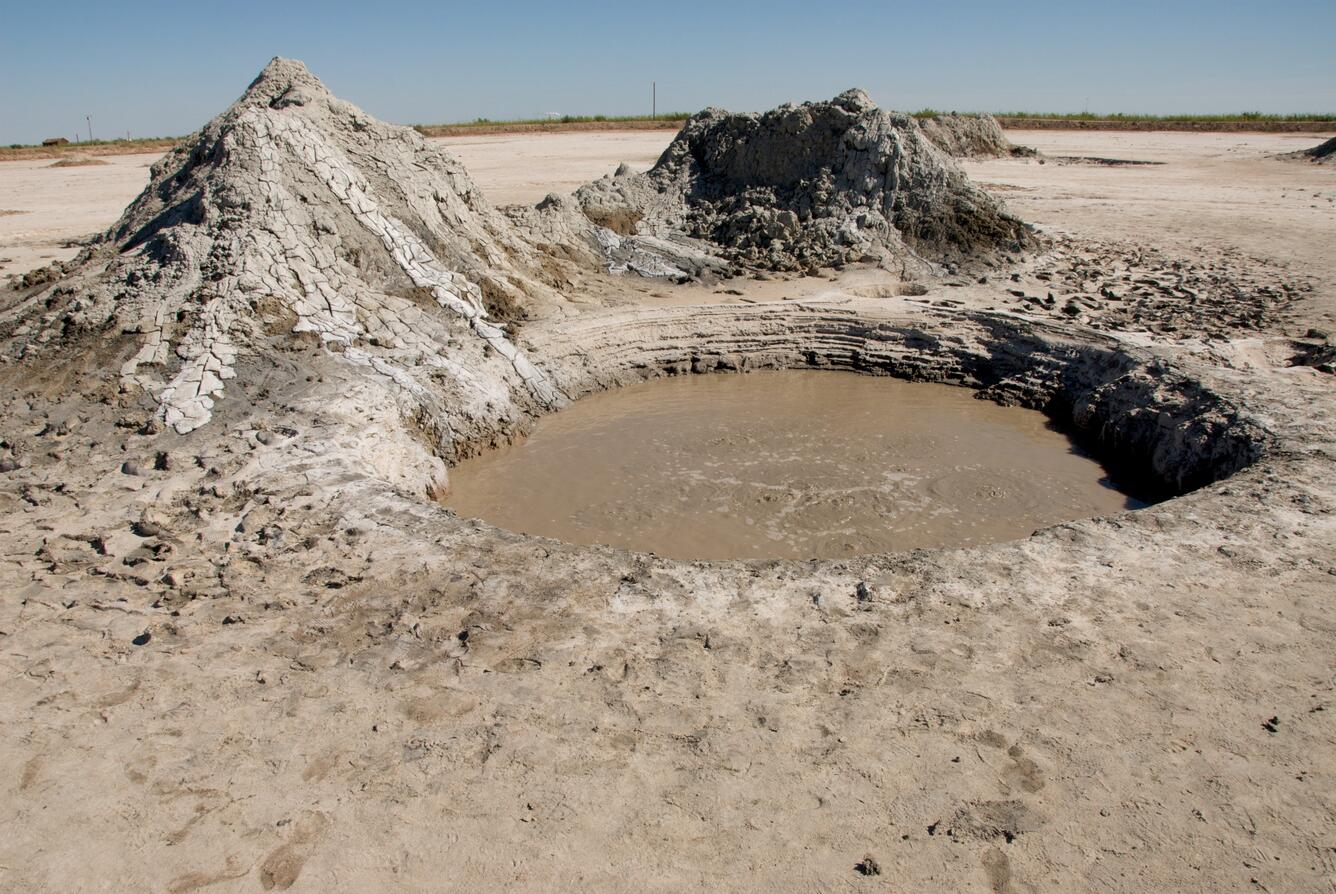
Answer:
[{"xmin": 0, "ymin": 139, "xmax": 180, "ymax": 161}]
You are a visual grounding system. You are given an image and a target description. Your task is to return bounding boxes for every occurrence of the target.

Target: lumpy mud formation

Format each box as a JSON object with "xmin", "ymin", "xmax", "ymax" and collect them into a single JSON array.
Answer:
[{"xmin": 444, "ymin": 371, "xmax": 1141, "ymax": 559}]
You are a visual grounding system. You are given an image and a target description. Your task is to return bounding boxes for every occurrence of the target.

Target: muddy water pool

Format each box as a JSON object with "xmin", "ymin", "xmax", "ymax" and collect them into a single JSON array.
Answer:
[{"xmin": 444, "ymin": 371, "xmax": 1143, "ymax": 560}]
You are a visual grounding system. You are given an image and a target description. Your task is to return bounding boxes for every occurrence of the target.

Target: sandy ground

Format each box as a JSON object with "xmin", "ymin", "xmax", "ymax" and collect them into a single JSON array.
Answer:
[
  {"xmin": 968, "ymin": 131, "xmax": 1336, "ymax": 329},
  {"xmin": 0, "ymin": 153, "xmax": 163, "ymax": 279},
  {"xmin": 3, "ymin": 127, "xmax": 1336, "ymax": 892}
]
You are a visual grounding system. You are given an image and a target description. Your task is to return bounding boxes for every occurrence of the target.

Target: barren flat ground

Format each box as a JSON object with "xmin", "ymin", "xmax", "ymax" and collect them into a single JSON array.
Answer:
[{"xmin": 3, "ymin": 116, "xmax": 1336, "ymax": 894}]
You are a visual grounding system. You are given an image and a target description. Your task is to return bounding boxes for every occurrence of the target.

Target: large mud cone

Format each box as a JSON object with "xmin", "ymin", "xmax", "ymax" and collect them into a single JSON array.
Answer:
[
  {"xmin": 918, "ymin": 112, "xmax": 1037, "ymax": 159},
  {"xmin": 576, "ymin": 89, "xmax": 1035, "ymax": 273},
  {"xmin": 0, "ymin": 58, "xmax": 567, "ymax": 434}
]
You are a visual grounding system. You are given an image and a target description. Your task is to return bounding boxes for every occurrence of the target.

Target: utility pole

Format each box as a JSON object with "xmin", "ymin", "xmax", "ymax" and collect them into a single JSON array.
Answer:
[
  {"xmin": 86, "ymin": 115, "xmax": 93, "ymax": 142},
  {"xmin": 652, "ymin": 82, "xmax": 656, "ymax": 120}
]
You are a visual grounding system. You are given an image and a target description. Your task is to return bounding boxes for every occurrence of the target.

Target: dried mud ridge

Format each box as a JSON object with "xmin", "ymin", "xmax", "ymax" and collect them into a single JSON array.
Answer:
[
  {"xmin": 2, "ymin": 58, "xmax": 1336, "ymax": 892},
  {"xmin": 917, "ymin": 112, "xmax": 1037, "ymax": 159}
]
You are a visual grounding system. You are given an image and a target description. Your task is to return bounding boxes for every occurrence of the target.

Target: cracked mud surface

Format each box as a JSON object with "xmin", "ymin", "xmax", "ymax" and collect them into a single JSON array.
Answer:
[{"xmin": 1, "ymin": 66, "xmax": 1335, "ymax": 893}]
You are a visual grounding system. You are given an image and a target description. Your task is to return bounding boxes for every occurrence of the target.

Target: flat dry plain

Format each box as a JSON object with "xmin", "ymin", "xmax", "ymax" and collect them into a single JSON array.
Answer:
[{"xmin": 3, "ymin": 128, "xmax": 1336, "ymax": 892}]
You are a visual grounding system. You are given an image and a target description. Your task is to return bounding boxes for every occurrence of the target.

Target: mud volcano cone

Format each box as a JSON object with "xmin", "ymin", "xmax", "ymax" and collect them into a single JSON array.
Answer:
[
  {"xmin": 1, "ymin": 57, "xmax": 562, "ymax": 434},
  {"xmin": 918, "ymin": 112, "xmax": 1036, "ymax": 159},
  {"xmin": 577, "ymin": 89, "xmax": 1034, "ymax": 273}
]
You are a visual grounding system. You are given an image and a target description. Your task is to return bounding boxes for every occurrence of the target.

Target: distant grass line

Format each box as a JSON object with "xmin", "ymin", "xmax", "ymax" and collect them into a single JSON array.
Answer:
[
  {"xmin": 0, "ymin": 136, "xmax": 179, "ymax": 161},
  {"xmin": 424, "ymin": 113, "xmax": 693, "ymax": 128},
  {"xmin": 420, "ymin": 110, "xmax": 1336, "ymax": 137},
  {"xmin": 991, "ymin": 112, "xmax": 1336, "ymax": 133},
  {"xmin": 433, "ymin": 110, "xmax": 1336, "ymax": 127},
  {"xmin": 413, "ymin": 114, "xmax": 691, "ymax": 137},
  {"xmin": 989, "ymin": 111, "xmax": 1336, "ymax": 123}
]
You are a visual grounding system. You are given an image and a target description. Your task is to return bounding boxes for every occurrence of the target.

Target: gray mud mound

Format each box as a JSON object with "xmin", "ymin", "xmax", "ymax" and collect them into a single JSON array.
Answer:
[
  {"xmin": 576, "ymin": 89, "xmax": 1034, "ymax": 274},
  {"xmin": 918, "ymin": 112, "xmax": 1037, "ymax": 158},
  {"xmin": 1298, "ymin": 135, "xmax": 1336, "ymax": 163},
  {"xmin": 0, "ymin": 58, "xmax": 586, "ymax": 434}
]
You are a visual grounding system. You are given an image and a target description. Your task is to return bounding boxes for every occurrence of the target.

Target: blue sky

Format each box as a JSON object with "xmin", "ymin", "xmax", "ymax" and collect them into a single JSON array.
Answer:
[{"xmin": 2, "ymin": 0, "xmax": 1333, "ymax": 145}]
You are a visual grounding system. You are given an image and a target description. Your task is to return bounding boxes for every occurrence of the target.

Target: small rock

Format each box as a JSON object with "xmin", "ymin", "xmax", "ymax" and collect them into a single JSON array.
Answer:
[
  {"xmin": 255, "ymin": 430, "xmax": 279, "ymax": 446},
  {"xmin": 121, "ymin": 461, "xmax": 145, "ymax": 476},
  {"xmin": 131, "ymin": 631, "xmax": 151, "ymax": 646},
  {"xmin": 854, "ymin": 855, "xmax": 881, "ymax": 876},
  {"xmin": 0, "ymin": 457, "xmax": 18, "ymax": 473},
  {"xmin": 131, "ymin": 520, "xmax": 163, "ymax": 537}
]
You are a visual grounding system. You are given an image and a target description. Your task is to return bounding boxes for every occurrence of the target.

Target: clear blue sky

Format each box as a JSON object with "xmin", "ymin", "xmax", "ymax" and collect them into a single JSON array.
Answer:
[{"xmin": 2, "ymin": 0, "xmax": 1333, "ymax": 145}]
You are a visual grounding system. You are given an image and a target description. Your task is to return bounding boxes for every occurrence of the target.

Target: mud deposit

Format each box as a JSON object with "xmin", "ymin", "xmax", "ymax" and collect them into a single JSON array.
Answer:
[{"xmin": 445, "ymin": 371, "xmax": 1139, "ymax": 559}]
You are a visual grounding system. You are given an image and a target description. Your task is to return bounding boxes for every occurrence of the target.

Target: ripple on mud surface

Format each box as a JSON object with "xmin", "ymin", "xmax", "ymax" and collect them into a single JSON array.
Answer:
[{"xmin": 443, "ymin": 371, "xmax": 1145, "ymax": 560}]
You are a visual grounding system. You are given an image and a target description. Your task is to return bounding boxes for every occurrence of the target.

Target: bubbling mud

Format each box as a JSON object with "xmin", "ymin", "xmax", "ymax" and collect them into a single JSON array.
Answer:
[{"xmin": 443, "ymin": 371, "xmax": 1146, "ymax": 560}]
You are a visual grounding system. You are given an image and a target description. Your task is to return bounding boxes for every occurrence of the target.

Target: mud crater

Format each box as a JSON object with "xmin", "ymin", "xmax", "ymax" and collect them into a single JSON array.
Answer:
[
  {"xmin": 445, "ymin": 371, "xmax": 1146, "ymax": 560},
  {"xmin": 439, "ymin": 305, "xmax": 1270, "ymax": 560}
]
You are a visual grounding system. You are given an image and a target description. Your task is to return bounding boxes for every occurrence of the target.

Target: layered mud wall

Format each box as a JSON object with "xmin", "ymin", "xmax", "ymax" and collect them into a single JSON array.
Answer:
[{"xmin": 514, "ymin": 304, "xmax": 1268, "ymax": 498}]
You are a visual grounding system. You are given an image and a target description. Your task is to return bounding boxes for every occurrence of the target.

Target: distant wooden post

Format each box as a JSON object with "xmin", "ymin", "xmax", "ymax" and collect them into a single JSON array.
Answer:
[
  {"xmin": 652, "ymin": 82, "xmax": 656, "ymax": 120},
  {"xmin": 86, "ymin": 115, "xmax": 93, "ymax": 142}
]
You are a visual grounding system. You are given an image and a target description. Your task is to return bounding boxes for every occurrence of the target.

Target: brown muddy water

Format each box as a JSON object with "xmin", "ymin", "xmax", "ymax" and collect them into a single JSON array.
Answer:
[{"xmin": 443, "ymin": 371, "xmax": 1144, "ymax": 560}]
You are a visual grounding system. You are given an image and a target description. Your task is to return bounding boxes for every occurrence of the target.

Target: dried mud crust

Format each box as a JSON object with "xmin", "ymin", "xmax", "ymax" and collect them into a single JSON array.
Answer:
[{"xmin": 983, "ymin": 238, "xmax": 1310, "ymax": 339}]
